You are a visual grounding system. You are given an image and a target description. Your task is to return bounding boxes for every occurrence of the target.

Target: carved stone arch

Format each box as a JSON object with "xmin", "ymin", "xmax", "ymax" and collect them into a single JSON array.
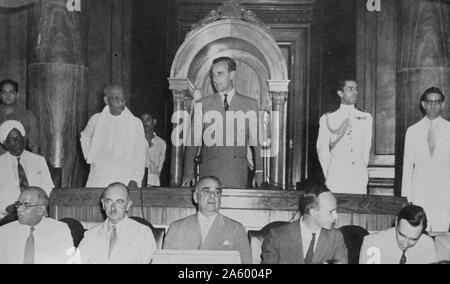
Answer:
[{"xmin": 168, "ymin": 1, "xmax": 290, "ymax": 187}]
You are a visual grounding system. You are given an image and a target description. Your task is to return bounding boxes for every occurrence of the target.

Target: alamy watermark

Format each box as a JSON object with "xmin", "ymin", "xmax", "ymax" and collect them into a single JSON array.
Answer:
[
  {"xmin": 171, "ymin": 103, "xmax": 280, "ymax": 158},
  {"xmin": 367, "ymin": 0, "xmax": 381, "ymax": 12}
]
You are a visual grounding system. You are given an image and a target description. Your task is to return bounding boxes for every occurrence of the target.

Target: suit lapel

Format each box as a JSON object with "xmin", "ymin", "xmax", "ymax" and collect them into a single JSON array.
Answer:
[
  {"xmin": 200, "ymin": 214, "xmax": 224, "ymax": 250},
  {"xmin": 293, "ymin": 220, "xmax": 304, "ymax": 264},
  {"xmin": 312, "ymin": 228, "xmax": 330, "ymax": 264},
  {"xmin": 190, "ymin": 214, "xmax": 203, "ymax": 249}
]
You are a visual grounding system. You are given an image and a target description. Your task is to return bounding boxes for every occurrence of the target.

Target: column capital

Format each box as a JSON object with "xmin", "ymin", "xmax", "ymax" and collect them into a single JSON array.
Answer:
[
  {"xmin": 271, "ymin": 91, "xmax": 288, "ymax": 105},
  {"xmin": 268, "ymin": 80, "xmax": 290, "ymax": 93}
]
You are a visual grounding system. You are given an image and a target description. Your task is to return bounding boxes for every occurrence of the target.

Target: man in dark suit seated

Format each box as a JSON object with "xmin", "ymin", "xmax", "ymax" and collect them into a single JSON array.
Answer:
[
  {"xmin": 163, "ymin": 176, "xmax": 252, "ymax": 264},
  {"xmin": 261, "ymin": 183, "xmax": 348, "ymax": 264}
]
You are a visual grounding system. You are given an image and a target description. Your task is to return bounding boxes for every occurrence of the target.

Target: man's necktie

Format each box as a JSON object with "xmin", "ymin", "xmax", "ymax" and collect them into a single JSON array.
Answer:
[
  {"xmin": 17, "ymin": 158, "xmax": 29, "ymax": 189},
  {"xmin": 23, "ymin": 227, "xmax": 35, "ymax": 264},
  {"xmin": 399, "ymin": 250, "xmax": 407, "ymax": 264},
  {"xmin": 304, "ymin": 233, "xmax": 316, "ymax": 264},
  {"xmin": 224, "ymin": 94, "xmax": 229, "ymax": 111},
  {"xmin": 428, "ymin": 120, "xmax": 436, "ymax": 156},
  {"xmin": 108, "ymin": 225, "xmax": 117, "ymax": 259}
]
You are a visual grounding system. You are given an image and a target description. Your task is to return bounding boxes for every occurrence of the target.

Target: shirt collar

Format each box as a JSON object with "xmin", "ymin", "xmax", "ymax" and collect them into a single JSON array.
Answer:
[
  {"xmin": 219, "ymin": 89, "xmax": 235, "ymax": 104},
  {"xmin": 300, "ymin": 216, "xmax": 321, "ymax": 235},
  {"xmin": 198, "ymin": 212, "xmax": 218, "ymax": 225},
  {"xmin": 339, "ymin": 104, "xmax": 356, "ymax": 113},
  {"xmin": 106, "ymin": 215, "xmax": 129, "ymax": 236}
]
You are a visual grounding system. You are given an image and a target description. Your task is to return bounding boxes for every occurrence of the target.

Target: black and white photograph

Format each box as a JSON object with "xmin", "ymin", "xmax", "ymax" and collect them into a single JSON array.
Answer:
[{"xmin": 0, "ymin": 0, "xmax": 449, "ymax": 267}]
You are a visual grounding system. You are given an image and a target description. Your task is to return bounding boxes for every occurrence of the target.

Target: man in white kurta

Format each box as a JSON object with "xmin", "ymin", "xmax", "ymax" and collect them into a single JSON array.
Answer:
[
  {"xmin": 141, "ymin": 113, "xmax": 166, "ymax": 186},
  {"xmin": 0, "ymin": 188, "xmax": 73, "ymax": 264},
  {"xmin": 78, "ymin": 183, "xmax": 156, "ymax": 264},
  {"xmin": 402, "ymin": 87, "xmax": 450, "ymax": 232},
  {"xmin": 317, "ymin": 80, "xmax": 373, "ymax": 194},
  {"xmin": 0, "ymin": 120, "xmax": 53, "ymax": 220},
  {"xmin": 80, "ymin": 85, "xmax": 146, "ymax": 188}
]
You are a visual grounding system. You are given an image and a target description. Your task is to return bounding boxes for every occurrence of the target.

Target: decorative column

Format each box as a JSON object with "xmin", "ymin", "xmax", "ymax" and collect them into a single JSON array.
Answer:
[
  {"xmin": 268, "ymin": 80, "xmax": 290, "ymax": 189},
  {"xmin": 27, "ymin": 0, "xmax": 88, "ymax": 188},
  {"xmin": 168, "ymin": 78, "xmax": 189, "ymax": 187},
  {"xmin": 395, "ymin": 0, "xmax": 450, "ymax": 196}
]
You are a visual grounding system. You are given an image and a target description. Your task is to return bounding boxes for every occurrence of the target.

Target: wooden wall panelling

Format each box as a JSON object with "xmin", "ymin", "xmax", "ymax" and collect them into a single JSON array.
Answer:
[
  {"xmin": 49, "ymin": 188, "xmax": 407, "ymax": 231},
  {"xmin": 0, "ymin": 7, "xmax": 29, "ymax": 110},
  {"xmin": 356, "ymin": 0, "xmax": 398, "ymax": 188}
]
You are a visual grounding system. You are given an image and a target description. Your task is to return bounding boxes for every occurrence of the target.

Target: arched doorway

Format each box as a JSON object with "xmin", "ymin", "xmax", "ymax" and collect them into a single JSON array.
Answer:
[{"xmin": 168, "ymin": 0, "xmax": 290, "ymax": 187}]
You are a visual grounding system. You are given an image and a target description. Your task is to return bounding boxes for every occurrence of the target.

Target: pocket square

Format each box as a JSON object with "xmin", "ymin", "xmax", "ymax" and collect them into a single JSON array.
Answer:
[{"xmin": 223, "ymin": 240, "xmax": 232, "ymax": 246}]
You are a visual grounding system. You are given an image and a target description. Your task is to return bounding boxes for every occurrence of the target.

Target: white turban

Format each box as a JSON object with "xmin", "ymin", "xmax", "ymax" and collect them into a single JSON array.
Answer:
[{"xmin": 0, "ymin": 120, "xmax": 26, "ymax": 144}]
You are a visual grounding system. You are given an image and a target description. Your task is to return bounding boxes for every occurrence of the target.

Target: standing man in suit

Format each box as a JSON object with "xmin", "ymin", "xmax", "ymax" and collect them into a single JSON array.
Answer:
[
  {"xmin": 182, "ymin": 57, "xmax": 263, "ymax": 188},
  {"xmin": 78, "ymin": 182, "xmax": 156, "ymax": 264},
  {"xmin": 261, "ymin": 183, "xmax": 347, "ymax": 264},
  {"xmin": 164, "ymin": 176, "xmax": 252, "ymax": 264},
  {"xmin": 402, "ymin": 87, "xmax": 450, "ymax": 232},
  {"xmin": 316, "ymin": 80, "xmax": 373, "ymax": 194}
]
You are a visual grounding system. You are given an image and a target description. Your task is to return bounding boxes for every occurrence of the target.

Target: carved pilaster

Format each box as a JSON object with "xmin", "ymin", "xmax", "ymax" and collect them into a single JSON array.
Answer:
[{"xmin": 268, "ymin": 79, "xmax": 289, "ymax": 189}]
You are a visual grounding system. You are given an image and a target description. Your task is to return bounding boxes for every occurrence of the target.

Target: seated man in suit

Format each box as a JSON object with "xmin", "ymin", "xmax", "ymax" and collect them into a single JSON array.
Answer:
[
  {"xmin": 77, "ymin": 182, "xmax": 156, "ymax": 264},
  {"xmin": 261, "ymin": 183, "xmax": 348, "ymax": 264},
  {"xmin": 359, "ymin": 204, "xmax": 437, "ymax": 264},
  {"xmin": 0, "ymin": 187, "xmax": 73, "ymax": 264},
  {"xmin": 0, "ymin": 120, "xmax": 54, "ymax": 226},
  {"xmin": 164, "ymin": 176, "xmax": 252, "ymax": 264}
]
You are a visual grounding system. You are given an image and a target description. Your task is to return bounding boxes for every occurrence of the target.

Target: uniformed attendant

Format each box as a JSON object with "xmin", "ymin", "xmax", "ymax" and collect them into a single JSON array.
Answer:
[{"xmin": 316, "ymin": 80, "xmax": 373, "ymax": 194}]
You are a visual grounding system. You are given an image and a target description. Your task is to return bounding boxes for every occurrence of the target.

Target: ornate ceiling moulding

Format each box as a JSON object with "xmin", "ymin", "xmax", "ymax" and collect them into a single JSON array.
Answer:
[{"xmin": 189, "ymin": 0, "xmax": 270, "ymax": 34}]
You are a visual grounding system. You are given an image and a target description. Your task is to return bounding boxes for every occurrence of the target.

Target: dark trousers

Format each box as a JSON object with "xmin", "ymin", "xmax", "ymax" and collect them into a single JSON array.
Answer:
[{"xmin": 0, "ymin": 214, "xmax": 18, "ymax": 227}]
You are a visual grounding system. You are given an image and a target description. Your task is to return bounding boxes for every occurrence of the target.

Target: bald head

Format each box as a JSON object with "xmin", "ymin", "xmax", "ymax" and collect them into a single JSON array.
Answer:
[
  {"xmin": 103, "ymin": 85, "xmax": 126, "ymax": 116},
  {"xmin": 20, "ymin": 187, "xmax": 49, "ymax": 207},
  {"xmin": 17, "ymin": 187, "xmax": 49, "ymax": 226},
  {"xmin": 101, "ymin": 183, "xmax": 132, "ymax": 224}
]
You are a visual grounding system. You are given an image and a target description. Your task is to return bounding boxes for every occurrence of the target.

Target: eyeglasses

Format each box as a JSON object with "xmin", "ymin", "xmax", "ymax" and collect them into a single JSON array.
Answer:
[
  {"xmin": 424, "ymin": 99, "xmax": 443, "ymax": 106},
  {"xmin": 15, "ymin": 201, "xmax": 45, "ymax": 209},
  {"xmin": 103, "ymin": 199, "xmax": 127, "ymax": 207},
  {"xmin": 1, "ymin": 90, "xmax": 17, "ymax": 95}
]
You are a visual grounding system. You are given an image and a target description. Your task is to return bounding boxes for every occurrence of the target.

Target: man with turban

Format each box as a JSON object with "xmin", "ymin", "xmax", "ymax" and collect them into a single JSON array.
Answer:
[{"xmin": 0, "ymin": 120, "xmax": 54, "ymax": 226}]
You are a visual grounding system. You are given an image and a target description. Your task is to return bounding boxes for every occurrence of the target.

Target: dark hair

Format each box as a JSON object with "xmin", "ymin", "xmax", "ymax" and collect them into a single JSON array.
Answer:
[
  {"xmin": 298, "ymin": 183, "xmax": 331, "ymax": 216},
  {"xmin": 102, "ymin": 182, "xmax": 130, "ymax": 199},
  {"xmin": 420, "ymin": 87, "xmax": 445, "ymax": 103},
  {"xmin": 0, "ymin": 79, "xmax": 19, "ymax": 93},
  {"xmin": 195, "ymin": 176, "xmax": 222, "ymax": 191},
  {"xmin": 337, "ymin": 80, "xmax": 356, "ymax": 92},
  {"xmin": 396, "ymin": 204, "xmax": 428, "ymax": 230},
  {"xmin": 212, "ymin": 57, "xmax": 237, "ymax": 72}
]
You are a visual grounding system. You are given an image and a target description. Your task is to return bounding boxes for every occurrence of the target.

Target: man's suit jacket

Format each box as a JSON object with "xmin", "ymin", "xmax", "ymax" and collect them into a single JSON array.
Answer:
[
  {"xmin": 261, "ymin": 220, "xmax": 348, "ymax": 264},
  {"xmin": 184, "ymin": 93, "xmax": 262, "ymax": 188},
  {"xmin": 163, "ymin": 213, "xmax": 252, "ymax": 264},
  {"xmin": 402, "ymin": 116, "xmax": 450, "ymax": 231}
]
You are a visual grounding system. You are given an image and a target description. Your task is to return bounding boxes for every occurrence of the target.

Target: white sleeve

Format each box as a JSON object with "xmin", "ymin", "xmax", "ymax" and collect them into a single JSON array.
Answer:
[
  {"xmin": 401, "ymin": 128, "xmax": 415, "ymax": 201},
  {"xmin": 157, "ymin": 141, "xmax": 166, "ymax": 174},
  {"xmin": 364, "ymin": 114, "xmax": 374, "ymax": 166},
  {"xmin": 132, "ymin": 121, "xmax": 147, "ymax": 184},
  {"xmin": 141, "ymin": 228, "xmax": 157, "ymax": 264},
  {"xmin": 317, "ymin": 115, "xmax": 331, "ymax": 177},
  {"xmin": 80, "ymin": 114, "xmax": 99, "ymax": 161}
]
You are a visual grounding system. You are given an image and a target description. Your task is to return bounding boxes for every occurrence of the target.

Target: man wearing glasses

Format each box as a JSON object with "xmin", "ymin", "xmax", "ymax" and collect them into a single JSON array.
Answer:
[
  {"xmin": 402, "ymin": 87, "xmax": 450, "ymax": 232},
  {"xmin": 0, "ymin": 120, "xmax": 53, "ymax": 226},
  {"xmin": 77, "ymin": 182, "xmax": 156, "ymax": 264},
  {"xmin": 0, "ymin": 79, "xmax": 39, "ymax": 155},
  {"xmin": 0, "ymin": 187, "xmax": 73, "ymax": 264},
  {"xmin": 164, "ymin": 176, "xmax": 252, "ymax": 264},
  {"xmin": 80, "ymin": 85, "xmax": 147, "ymax": 188},
  {"xmin": 359, "ymin": 205, "xmax": 437, "ymax": 264}
]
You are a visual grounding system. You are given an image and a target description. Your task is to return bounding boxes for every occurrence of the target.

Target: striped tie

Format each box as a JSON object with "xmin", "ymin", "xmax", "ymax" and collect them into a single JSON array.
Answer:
[{"xmin": 17, "ymin": 158, "xmax": 29, "ymax": 189}]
